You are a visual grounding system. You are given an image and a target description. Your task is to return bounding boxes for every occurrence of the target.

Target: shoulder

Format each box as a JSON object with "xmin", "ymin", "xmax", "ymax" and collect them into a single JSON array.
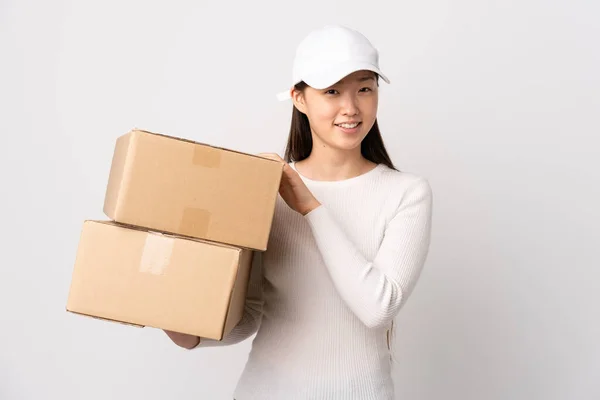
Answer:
[
  {"xmin": 377, "ymin": 165, "xmax": 432, "ymax": 198},
  {"xmin": 370, "ymin": 165, "xmax": 433, "ymax": 218}
]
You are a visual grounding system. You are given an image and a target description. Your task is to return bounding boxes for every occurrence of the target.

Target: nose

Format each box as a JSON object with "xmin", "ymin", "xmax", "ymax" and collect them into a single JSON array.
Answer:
[{"xmin": 340, "ymin": 93, "xmax": 359, "ymax": 116}]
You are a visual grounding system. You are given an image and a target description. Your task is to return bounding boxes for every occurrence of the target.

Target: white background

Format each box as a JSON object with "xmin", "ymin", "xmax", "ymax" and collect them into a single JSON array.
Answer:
[{"xmin": 1, "ymin": 0, "xmax": 598, "ymax": 399}]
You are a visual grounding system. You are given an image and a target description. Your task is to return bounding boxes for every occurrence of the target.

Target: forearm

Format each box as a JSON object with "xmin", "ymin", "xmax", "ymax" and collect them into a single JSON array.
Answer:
[
  {"xmin": 304, "ymin": 178, "xmax": 432, "ymax": 329},
  {"xmin": 306, "ymin": 206, "xmax": 401, "ymax": 328}
]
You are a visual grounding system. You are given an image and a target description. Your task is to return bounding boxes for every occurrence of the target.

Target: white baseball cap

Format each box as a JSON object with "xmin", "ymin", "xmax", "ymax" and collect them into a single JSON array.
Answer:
[{"xmin": 277, "ymin": 25, "xmax": 390, "ymax": 101}]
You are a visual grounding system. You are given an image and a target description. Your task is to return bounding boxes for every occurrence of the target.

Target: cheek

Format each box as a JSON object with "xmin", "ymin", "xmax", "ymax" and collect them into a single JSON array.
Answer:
[
  {"xmin": 361, "ymin": 96, "xmax": 378, "ymax": 117},
  {"xmin": 307, "ymin": 103, "xmax": 337, "ymax": 127}
]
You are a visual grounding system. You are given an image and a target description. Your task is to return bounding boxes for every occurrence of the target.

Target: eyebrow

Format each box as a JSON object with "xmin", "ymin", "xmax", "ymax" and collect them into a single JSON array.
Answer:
[
  {"xmin": 331, "ymin": 75, "xmax": 376, "ymax": 88},
  {"xmin": 358, "ymin": 76, "xmax": 376, "ymax": 82}
]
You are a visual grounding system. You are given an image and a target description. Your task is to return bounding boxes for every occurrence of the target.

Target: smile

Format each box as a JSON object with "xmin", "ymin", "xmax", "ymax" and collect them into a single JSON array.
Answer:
[{"xmin": 335, "ymin": 122, "xmax": 361, "ymax": 129}]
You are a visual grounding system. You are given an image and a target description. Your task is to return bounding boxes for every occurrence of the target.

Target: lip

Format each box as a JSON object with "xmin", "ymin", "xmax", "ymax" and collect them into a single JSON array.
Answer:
[
  {"xmin": 335, "ymin": 121, "xmax": 362, "ymax": 134},
  {"xmin": 335, "ymin": 121, "xmax": 361, "ymax": 125}
]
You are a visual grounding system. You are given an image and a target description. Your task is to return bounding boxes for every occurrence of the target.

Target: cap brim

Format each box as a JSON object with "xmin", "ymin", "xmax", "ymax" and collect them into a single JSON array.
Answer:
[
  {"xmin": 305, "ymin": 61, "xmax": 390, "ymax": 89},
  {"xmin": 276, "ymin": 89, "xmax": 292, "ymax": 101}
]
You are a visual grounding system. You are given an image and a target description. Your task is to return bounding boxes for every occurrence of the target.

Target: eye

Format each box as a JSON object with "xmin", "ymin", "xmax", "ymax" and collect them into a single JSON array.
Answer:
[
  {"xmin": 325, "ymin": 89, "xmax": 339, "ymax": 95},
  {"xmin": 359, "ymin": 87, "xmax": 372, "ymax": 93}
]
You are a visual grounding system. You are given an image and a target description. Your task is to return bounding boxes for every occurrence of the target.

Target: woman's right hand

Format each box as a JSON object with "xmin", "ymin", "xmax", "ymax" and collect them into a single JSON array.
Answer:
[
  {"xmin": 257, "ymin": 153, "xmax": 321, "ymax": 216},
  {"xmin": 163, "ymin": 330, "xmax": 201, "ymax": 349}
]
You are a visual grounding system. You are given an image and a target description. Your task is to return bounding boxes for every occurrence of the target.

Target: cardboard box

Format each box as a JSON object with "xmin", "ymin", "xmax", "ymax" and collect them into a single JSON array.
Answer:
[
  {"xmin": 104, "ymin": 129, "xmax": 283, "ymax": 251},
  {"xmin": 66, "ymin": 220, "xmax": 254, "ymax": 340}
]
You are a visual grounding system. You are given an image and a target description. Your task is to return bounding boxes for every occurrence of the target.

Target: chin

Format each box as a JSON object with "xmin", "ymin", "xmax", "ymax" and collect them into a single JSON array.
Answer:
[
  {"xmin": 330, "ymin": 137, "xmax": 364, "ymax": 151},
  {"xmin": 314, "ymin": 129, "xmax": 367, "ymax": 152}
]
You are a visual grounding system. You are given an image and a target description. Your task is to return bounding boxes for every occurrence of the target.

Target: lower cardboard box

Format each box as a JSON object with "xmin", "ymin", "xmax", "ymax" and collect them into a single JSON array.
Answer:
[{"xmin": 66, "ymin": 220, "xmax": 253, "ymax": 340}]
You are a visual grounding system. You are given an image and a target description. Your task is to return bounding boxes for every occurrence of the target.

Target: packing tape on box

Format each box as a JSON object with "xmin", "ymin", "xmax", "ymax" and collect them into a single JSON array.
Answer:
[
  {"xmin": 139, "ymin": 232, "xmax": 174, "ymax": 275},
  {"xmin": 193, "ymin": 145, "xmax": 221, "ymax": 168},
  {"xmin": 179, "ymin": 207, "xmax": 211, "ymax": 237}
]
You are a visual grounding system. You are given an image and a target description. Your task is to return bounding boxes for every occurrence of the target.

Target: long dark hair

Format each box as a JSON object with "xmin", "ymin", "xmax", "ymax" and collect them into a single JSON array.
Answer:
[{"xmin": 283, "ymin": 81, "xmax": 397, "ymax": 170}]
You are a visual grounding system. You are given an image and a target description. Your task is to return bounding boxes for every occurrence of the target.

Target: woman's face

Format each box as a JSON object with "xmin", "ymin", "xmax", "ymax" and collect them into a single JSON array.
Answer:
[{"xmin": 293, "ymin": 70, "xmax": 379, "ymax": 153}]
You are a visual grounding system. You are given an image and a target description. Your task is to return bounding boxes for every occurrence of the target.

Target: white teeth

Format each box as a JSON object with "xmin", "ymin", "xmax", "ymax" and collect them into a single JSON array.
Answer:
[{"xmin": 338, "ymin": 123, "xmax": 359, "ymax": 129}]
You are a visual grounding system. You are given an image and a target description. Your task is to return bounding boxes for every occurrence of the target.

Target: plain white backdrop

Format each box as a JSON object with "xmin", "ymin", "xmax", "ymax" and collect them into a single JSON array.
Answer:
[{"xmin": 1, "ymin": 0, "xmax": 598, "ymax": 399}]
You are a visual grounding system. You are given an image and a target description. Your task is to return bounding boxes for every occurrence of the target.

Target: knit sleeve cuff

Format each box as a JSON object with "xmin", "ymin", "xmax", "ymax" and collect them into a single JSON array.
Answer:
[
  {"xmin": 303, "ymin": 204, "xmax": 333, "ymax": 233},
  {"xmin": 304, "ymin": 203, "xmax": 326, "ymax": 218}
]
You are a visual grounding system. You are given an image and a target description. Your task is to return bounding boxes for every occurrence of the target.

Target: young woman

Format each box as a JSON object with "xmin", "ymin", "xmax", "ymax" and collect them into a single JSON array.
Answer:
[{"xmin": 165, "ymin": 25, "xmax": 433, "ymax": 400}]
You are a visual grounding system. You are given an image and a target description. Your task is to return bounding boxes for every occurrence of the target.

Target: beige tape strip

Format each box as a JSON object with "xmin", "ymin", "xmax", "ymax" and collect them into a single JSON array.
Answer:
[
  {"xmin": 139, "ymin": 232, "xmax": 174, "ymax": 275},
  {"xmin": 193, "ymin": 145, "xmax": 221, "ymax": 168},
  {"xmin": 179, "ymin": 208, "xmax": 211, "ymax": 238}
]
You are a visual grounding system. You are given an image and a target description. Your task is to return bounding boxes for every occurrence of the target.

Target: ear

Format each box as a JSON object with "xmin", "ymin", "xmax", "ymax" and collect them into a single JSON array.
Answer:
[{"xmin": 292, "ymin": 89, "xmax": 308, "ymax": 114}]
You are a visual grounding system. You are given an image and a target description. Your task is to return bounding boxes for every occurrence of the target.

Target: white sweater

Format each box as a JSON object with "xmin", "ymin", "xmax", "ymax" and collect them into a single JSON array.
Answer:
[{"xmin": 196, "ymin": 163, "xmax": 433, "ymax": 400}]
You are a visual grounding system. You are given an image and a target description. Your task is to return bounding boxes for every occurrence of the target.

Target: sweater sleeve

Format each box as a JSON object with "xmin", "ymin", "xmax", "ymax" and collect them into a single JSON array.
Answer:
[
  {"xmin": 304, "ymin": 178, "xmax": 433, "ymax": 329},
  {"xmin": 192, "ymin": 251, "xmax": 264, "ymax": 348}
]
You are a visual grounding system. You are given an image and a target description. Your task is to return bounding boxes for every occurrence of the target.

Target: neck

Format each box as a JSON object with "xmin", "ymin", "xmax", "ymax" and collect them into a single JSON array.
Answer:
[{"xmin": 295, "ymin": 140, "xmax": 376, "ymax": 182}]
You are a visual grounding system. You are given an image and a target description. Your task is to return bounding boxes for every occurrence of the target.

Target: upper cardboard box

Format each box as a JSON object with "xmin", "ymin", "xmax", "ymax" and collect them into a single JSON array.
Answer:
[
  {"xmin": 104, "ymin": 129, "xmax": 283, "ymax": 251},
  {"xmin": 66, "ymin": 220, "xmax": 254, "ymax": 340}
]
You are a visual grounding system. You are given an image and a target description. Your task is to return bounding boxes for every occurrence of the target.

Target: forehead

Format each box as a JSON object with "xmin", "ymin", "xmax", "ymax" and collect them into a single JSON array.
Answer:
[{"xmin": 335, "ymin": 70, "xmax": 377, "ymax": 85}]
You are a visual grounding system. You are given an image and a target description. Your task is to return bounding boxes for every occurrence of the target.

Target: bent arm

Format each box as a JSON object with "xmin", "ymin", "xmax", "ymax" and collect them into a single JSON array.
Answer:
[{"xmin": 305, "ymin": 178, "xmax": 433, "ymax": 329}]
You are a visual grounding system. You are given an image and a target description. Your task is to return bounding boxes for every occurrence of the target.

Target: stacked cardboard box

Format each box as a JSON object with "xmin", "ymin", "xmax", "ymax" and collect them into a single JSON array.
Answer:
[{"xmin": 66, "ymin": 129, "xmax": 283, "ymax": 340}]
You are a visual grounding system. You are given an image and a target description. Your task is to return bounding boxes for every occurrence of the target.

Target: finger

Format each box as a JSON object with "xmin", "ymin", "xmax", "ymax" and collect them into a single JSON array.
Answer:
[
  {"xmin": 257, "ymin": 153, "xmax": 277, "ymax": 158},
  {"xmin": 257, "ymin": 153, "xmax": 285, "ymax": 163}
]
